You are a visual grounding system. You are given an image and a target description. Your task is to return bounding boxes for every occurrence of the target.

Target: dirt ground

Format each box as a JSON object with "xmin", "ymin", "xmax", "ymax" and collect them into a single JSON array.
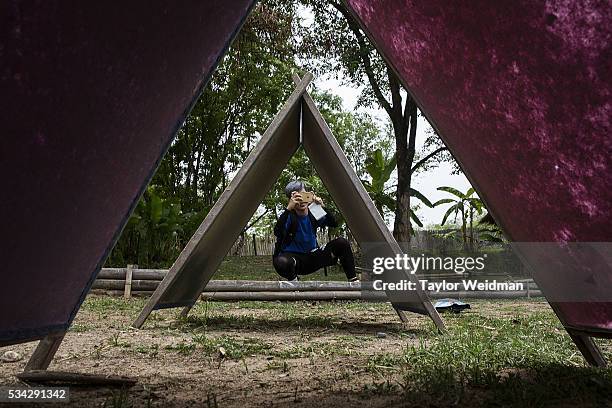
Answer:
[{"xmin": 0, "ymin": 297, "xmax": 608, "ymax": 407}]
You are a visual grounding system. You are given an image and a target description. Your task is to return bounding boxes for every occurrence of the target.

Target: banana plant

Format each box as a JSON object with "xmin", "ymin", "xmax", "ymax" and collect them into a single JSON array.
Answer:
[
  {"xmin": 434, "ymin": 186, "xmax": 484, "ymax": 250},
  {"xmin": 109, "ymin": 186, "xmax": 187, "ymax": 267},
  {"xmin": 476, "ymin": 212, "xmax": 506, "ymax": 243},
  {"xmin": 362, "ymin": 149, "xmax": 433, "ymax": 230}
]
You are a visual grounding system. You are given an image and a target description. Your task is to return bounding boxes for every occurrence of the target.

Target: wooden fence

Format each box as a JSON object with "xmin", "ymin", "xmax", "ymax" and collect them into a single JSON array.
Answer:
[{"xmin": 229, "ymin": 231, "xmax": 337, "ymax": 256}]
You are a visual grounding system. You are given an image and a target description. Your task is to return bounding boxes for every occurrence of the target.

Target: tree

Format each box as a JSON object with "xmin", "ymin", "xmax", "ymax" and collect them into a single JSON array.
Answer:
[
  {"xmin": 298, "ymin": 0, "xmax": 450, "ymax": 248},
  {"xmin": 363, "ymin": 149, "xmax": 433, "ymax": 228},
  {"xmin": 109, "ymin": 1, "xmax": 300, "ymax": 266},
  {"xmin": 106, "ymin": 186, "xmax": 187, "ymax": 268},
  {"xmin": 434, "ymin": 186, "xmax": 484, "ymax": 251},
  {"xmin": 475, "ymin": 213, "xmax": 507, "ymax": 243},
  {"xmin": 363, "ymin": 148, "xmax": 396, "ymax": 216},
  {"xmin": 310, "ymin": 89, "xmax": 388, "ymax": 179},
  {"xmin": 153, "ymin": 1, "xmax": 299, "ymax": 215}
]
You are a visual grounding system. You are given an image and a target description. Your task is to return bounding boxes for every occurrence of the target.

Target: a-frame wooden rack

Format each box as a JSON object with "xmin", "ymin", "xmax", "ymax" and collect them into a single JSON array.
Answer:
[{"xmin": 132, "ymin": 73, "xmax": 445, "ymax": 331}]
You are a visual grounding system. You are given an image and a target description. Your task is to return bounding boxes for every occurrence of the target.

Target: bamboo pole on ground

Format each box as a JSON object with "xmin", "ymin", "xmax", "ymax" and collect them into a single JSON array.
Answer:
[{"xmin": 93, "ymin": 267, "xmax": 541, "ymax": 300}]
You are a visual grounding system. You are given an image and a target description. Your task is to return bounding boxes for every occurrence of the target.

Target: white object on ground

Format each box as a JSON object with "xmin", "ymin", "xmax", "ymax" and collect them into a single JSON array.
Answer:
[{"xmin": 1, "ymin": 351, "xmax": 22, "ymax": 363}]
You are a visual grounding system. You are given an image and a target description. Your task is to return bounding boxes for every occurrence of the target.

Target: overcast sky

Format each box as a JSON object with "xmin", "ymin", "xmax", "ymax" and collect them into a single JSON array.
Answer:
[{"xmin": 316, "ymin": 74, "xmax": 472, "ymax": 228}]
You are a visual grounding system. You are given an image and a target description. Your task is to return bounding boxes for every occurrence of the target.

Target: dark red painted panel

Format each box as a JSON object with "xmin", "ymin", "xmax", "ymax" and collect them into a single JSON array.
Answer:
[
  {"xmin": 0, "ymin": 0, "xmax": 254, "ymax": 344},
  {"xmin": 347, "ymin": 0, "xmax": 612, "ymax": 331}
]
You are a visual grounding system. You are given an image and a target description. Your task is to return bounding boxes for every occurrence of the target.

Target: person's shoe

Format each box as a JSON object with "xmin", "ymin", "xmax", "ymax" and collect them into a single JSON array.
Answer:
[
  {"xmin": 288, "ymin": 277, "xmax": 299, "ymax": 282},
  {"xmin": 348, "ymin": 277, "xmax": 360, "ymax": 283}
]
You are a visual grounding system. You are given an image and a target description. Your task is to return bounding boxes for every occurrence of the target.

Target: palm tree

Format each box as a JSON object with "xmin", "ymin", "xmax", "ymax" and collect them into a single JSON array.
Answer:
[
  {"xmin": 362, "ymin": 149, "xmax": 433, "ymax": 231},
  {"xmin": 433, "ymin": 186, "xmax": 484, "ymax": 251}
]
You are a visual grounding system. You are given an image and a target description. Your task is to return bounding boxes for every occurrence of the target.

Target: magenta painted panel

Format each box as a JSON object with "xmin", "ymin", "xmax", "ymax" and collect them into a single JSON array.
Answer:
[
  {"xmin": 0, "ymin": 0, "xmax": 254, "ymax": 344},
  {"xmin": 347, "ymin": 0, "xmax": 612, "ymax": 332}
]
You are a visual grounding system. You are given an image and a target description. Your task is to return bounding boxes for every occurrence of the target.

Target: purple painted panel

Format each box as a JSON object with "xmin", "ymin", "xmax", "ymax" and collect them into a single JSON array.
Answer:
[
  {"xmin": 0, "ymin": 0, "xmax": 254, "ymax": 344},
  {"xmin": 347, "ymin": 0, "xmax": 612, "ymax": 331}
]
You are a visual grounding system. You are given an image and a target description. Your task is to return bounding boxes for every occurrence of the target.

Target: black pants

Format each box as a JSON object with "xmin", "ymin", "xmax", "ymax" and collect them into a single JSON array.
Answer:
[{"xmin": 273, "ymin": 237, "xmax": 356, "ymax": 281}]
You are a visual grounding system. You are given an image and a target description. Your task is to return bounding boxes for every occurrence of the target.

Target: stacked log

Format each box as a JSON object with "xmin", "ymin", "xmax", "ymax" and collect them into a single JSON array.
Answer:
[{"xmin": 91, "ymin": 268, "xmax": 541, "ymax": 300}]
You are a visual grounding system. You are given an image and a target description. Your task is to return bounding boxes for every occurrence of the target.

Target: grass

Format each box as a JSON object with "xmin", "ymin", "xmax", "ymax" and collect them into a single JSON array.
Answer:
[
  {"xmin": 273, "ymin": 341, "xmax": 358, "ymax": 359},
  {"xmin": 69, "ymin": 323, "xmax": 92, "ymax": 332},
  {"xmin": 77, "ymin": 288, "xmax": 612, "ymax": 407},
  {"xmin": 215, "ymin": 255, "xmax": 348, "ymax": 281},
  {"xmin": 135, "ymin": 344, "xmax": 159, "ymax": 357},
  {"xmin": 82, "ymin": 296, "xmax": 146, "ymax": 314},
  {"xmin": 183, "ymin": 303, "xmax": 422, "ymax": 336},
  {"xmin": 366, "ymin": 311, "xmax": 612, "ymax": 407},
  {"xmin": 162, "ymin": 335, "xmax": 272, "ymax": 359},
  {"xmin": 193, "ymin": 335, "xmax": 272, "ymax": 359},
  {"xmin": 108, "ymin": 333, "xmax": 132, "ymax": 349},
  {"xmin": 164, "ymin": 342, "xmax": 196, "ymax": 356}
]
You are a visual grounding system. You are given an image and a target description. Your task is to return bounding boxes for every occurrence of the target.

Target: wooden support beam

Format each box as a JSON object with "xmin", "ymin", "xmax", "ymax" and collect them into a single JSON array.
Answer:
[
  {"xmin": 132, "ymin": 74, "xmax": 313, "ymax": 329},
  {"xmin": 294, "ymin": 73, "xmax": 445, "ymax": 332},
  {"xmin": 24, "ymin": 332, "xmax": 65, "ymax": 372},
  {"xmin": 179, "ymin": 305, "xmax": 193, "ymax": 319},
  {"xmin": 93, "ymin": 283, "xmax": 543, "ymax": 299},
  {"xmin": 393, "ymin": 308, "xmax": 409, "ymax": 323},
  {"xmin": 17, "ymin": 370, "xmax": 137, "ymax": 387},
  {"xmin": 568, "ymin": 332, "xmax": 607, "ymax": 367}
]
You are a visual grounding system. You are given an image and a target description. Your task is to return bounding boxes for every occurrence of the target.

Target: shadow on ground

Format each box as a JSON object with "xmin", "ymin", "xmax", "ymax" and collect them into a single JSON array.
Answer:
[{"xmin": 173, "ymin": 313, "xmax": 432, "ymax": 337}]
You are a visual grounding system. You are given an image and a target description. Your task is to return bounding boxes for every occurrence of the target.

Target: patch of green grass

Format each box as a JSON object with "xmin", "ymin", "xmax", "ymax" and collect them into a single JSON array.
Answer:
[
  {"xmin": 215, "ymin": 256, "xmax": 349, "ymax": 281},
  {"xmin": 362, "ymin": 380, "xmax": 400, "ymax": 396},
  {"xmin": 108, "ymin": 333, "xmax": 132, "ymax": 348},
  {"xmin": 392, "ymin": 312, "xmax": 612, "ymax": 406},
  {"xmin": 214, "ymin": 256, "xmax": 279, "ymax": 280},
  {"xmin": 266, "ymin": 359, "xmax": 291, "ymax": 372},
  {"xmin": 184, "ymin": 304, "xmax": 344, "ymax": 331},
  {"xmin": 83, "ymin": 296, "xmax": 146, "ymax": 314},
  {"xmin": 188, "ymin": 299, "xmax": 390, "ymax": 316},
  {"xmin": 273, "ymin": 339, "xmax": 359, "ymax": 359},
  {"xmin": 192, "ymin": 335, "xmax": 272, "ymax": 359},
  {"xmin": 366, "ymin": 353, "xmax": 404, "ymax": 373},
  {"xmin": 190, "ymin": 301, "xmax": 232, "ymax": 314},
  {"xmin": 134, "ymin": 344, "xmax": 159, "ymax": 358},
  {"xmin": 273, "ymin": 344, "xmax": 316, "ymax": 359},
  {"xmin": 69, "ymin": 323, "xmax": 91, "ymax": 333},
  {"xmin": 182, "ymin": 313, "xmax": 259, "ymax": 331},
  {"xmin": 165, "ymin": 342, "xmax": 196, "ymax": 356}
]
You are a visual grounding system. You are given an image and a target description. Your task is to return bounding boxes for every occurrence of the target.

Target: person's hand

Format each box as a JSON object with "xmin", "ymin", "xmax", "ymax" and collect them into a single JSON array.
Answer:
[
  {"xmin": 287, "ymin": 191, "xmax": 303, "ymax": 210},
  {"xmin": 313, "ymin": 193, "xmax": 323, "ymax": 205}
]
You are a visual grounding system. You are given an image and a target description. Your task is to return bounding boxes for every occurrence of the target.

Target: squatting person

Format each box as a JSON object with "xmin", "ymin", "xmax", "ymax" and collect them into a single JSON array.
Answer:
[{"xmin": 272, "ymin": 180, "xmax": 359, "ymax": 282}]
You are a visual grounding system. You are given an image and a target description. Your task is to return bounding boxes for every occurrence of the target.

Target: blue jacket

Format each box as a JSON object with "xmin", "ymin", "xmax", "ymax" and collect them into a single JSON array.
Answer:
[{"xmin": 273, "ymin": 208, "xmax": 337, "ymax": 256}]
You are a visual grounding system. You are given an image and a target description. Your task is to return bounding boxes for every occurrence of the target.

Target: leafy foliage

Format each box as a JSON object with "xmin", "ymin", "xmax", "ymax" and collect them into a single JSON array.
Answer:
[
  {"xmin": 108, "ymin": 2, "xmax": 301, "ymax": 266},
  {"xmin": 362, "ymin": 149, "xmax": 432, "ymax": 229},
  {"xmin": 258, "ymin": 89, "xmax": 389, "ymax": 235},
  {"xmin": 362, "ymin": 148, "xmax": 396, "ymax": 217},
  {"xmin": 153, "ymin": 1, "xmax": 300, "ymax": 215},
  {"xmin": 107, "ymin": 186, "xmax": 188, "ymax": 267},
  {"xmin": 477, "ymin": 213, "xmax": 507, "ymax": 243},
  {"xmin": 433, "ymin": 186, "xmax": 502, "ymax": 250},
  {"xmin": 296, "ymin": 0, "xmax": 455, "ymax": 243},
  {"xmin": 107, "ymin": 0, "xmax": 455, "ymax": 267}
]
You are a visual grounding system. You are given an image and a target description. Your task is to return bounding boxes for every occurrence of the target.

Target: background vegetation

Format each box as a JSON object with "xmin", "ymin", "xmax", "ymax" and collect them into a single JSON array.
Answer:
[{"xmin": 105, "ymin": 1, "xmax": 502, "ymax": 268}]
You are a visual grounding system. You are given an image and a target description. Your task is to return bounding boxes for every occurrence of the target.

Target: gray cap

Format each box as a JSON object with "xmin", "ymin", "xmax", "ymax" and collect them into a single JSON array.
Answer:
[{"xmin": 285, "ymin": 180, "xmax": 306, "ymax": 197}]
